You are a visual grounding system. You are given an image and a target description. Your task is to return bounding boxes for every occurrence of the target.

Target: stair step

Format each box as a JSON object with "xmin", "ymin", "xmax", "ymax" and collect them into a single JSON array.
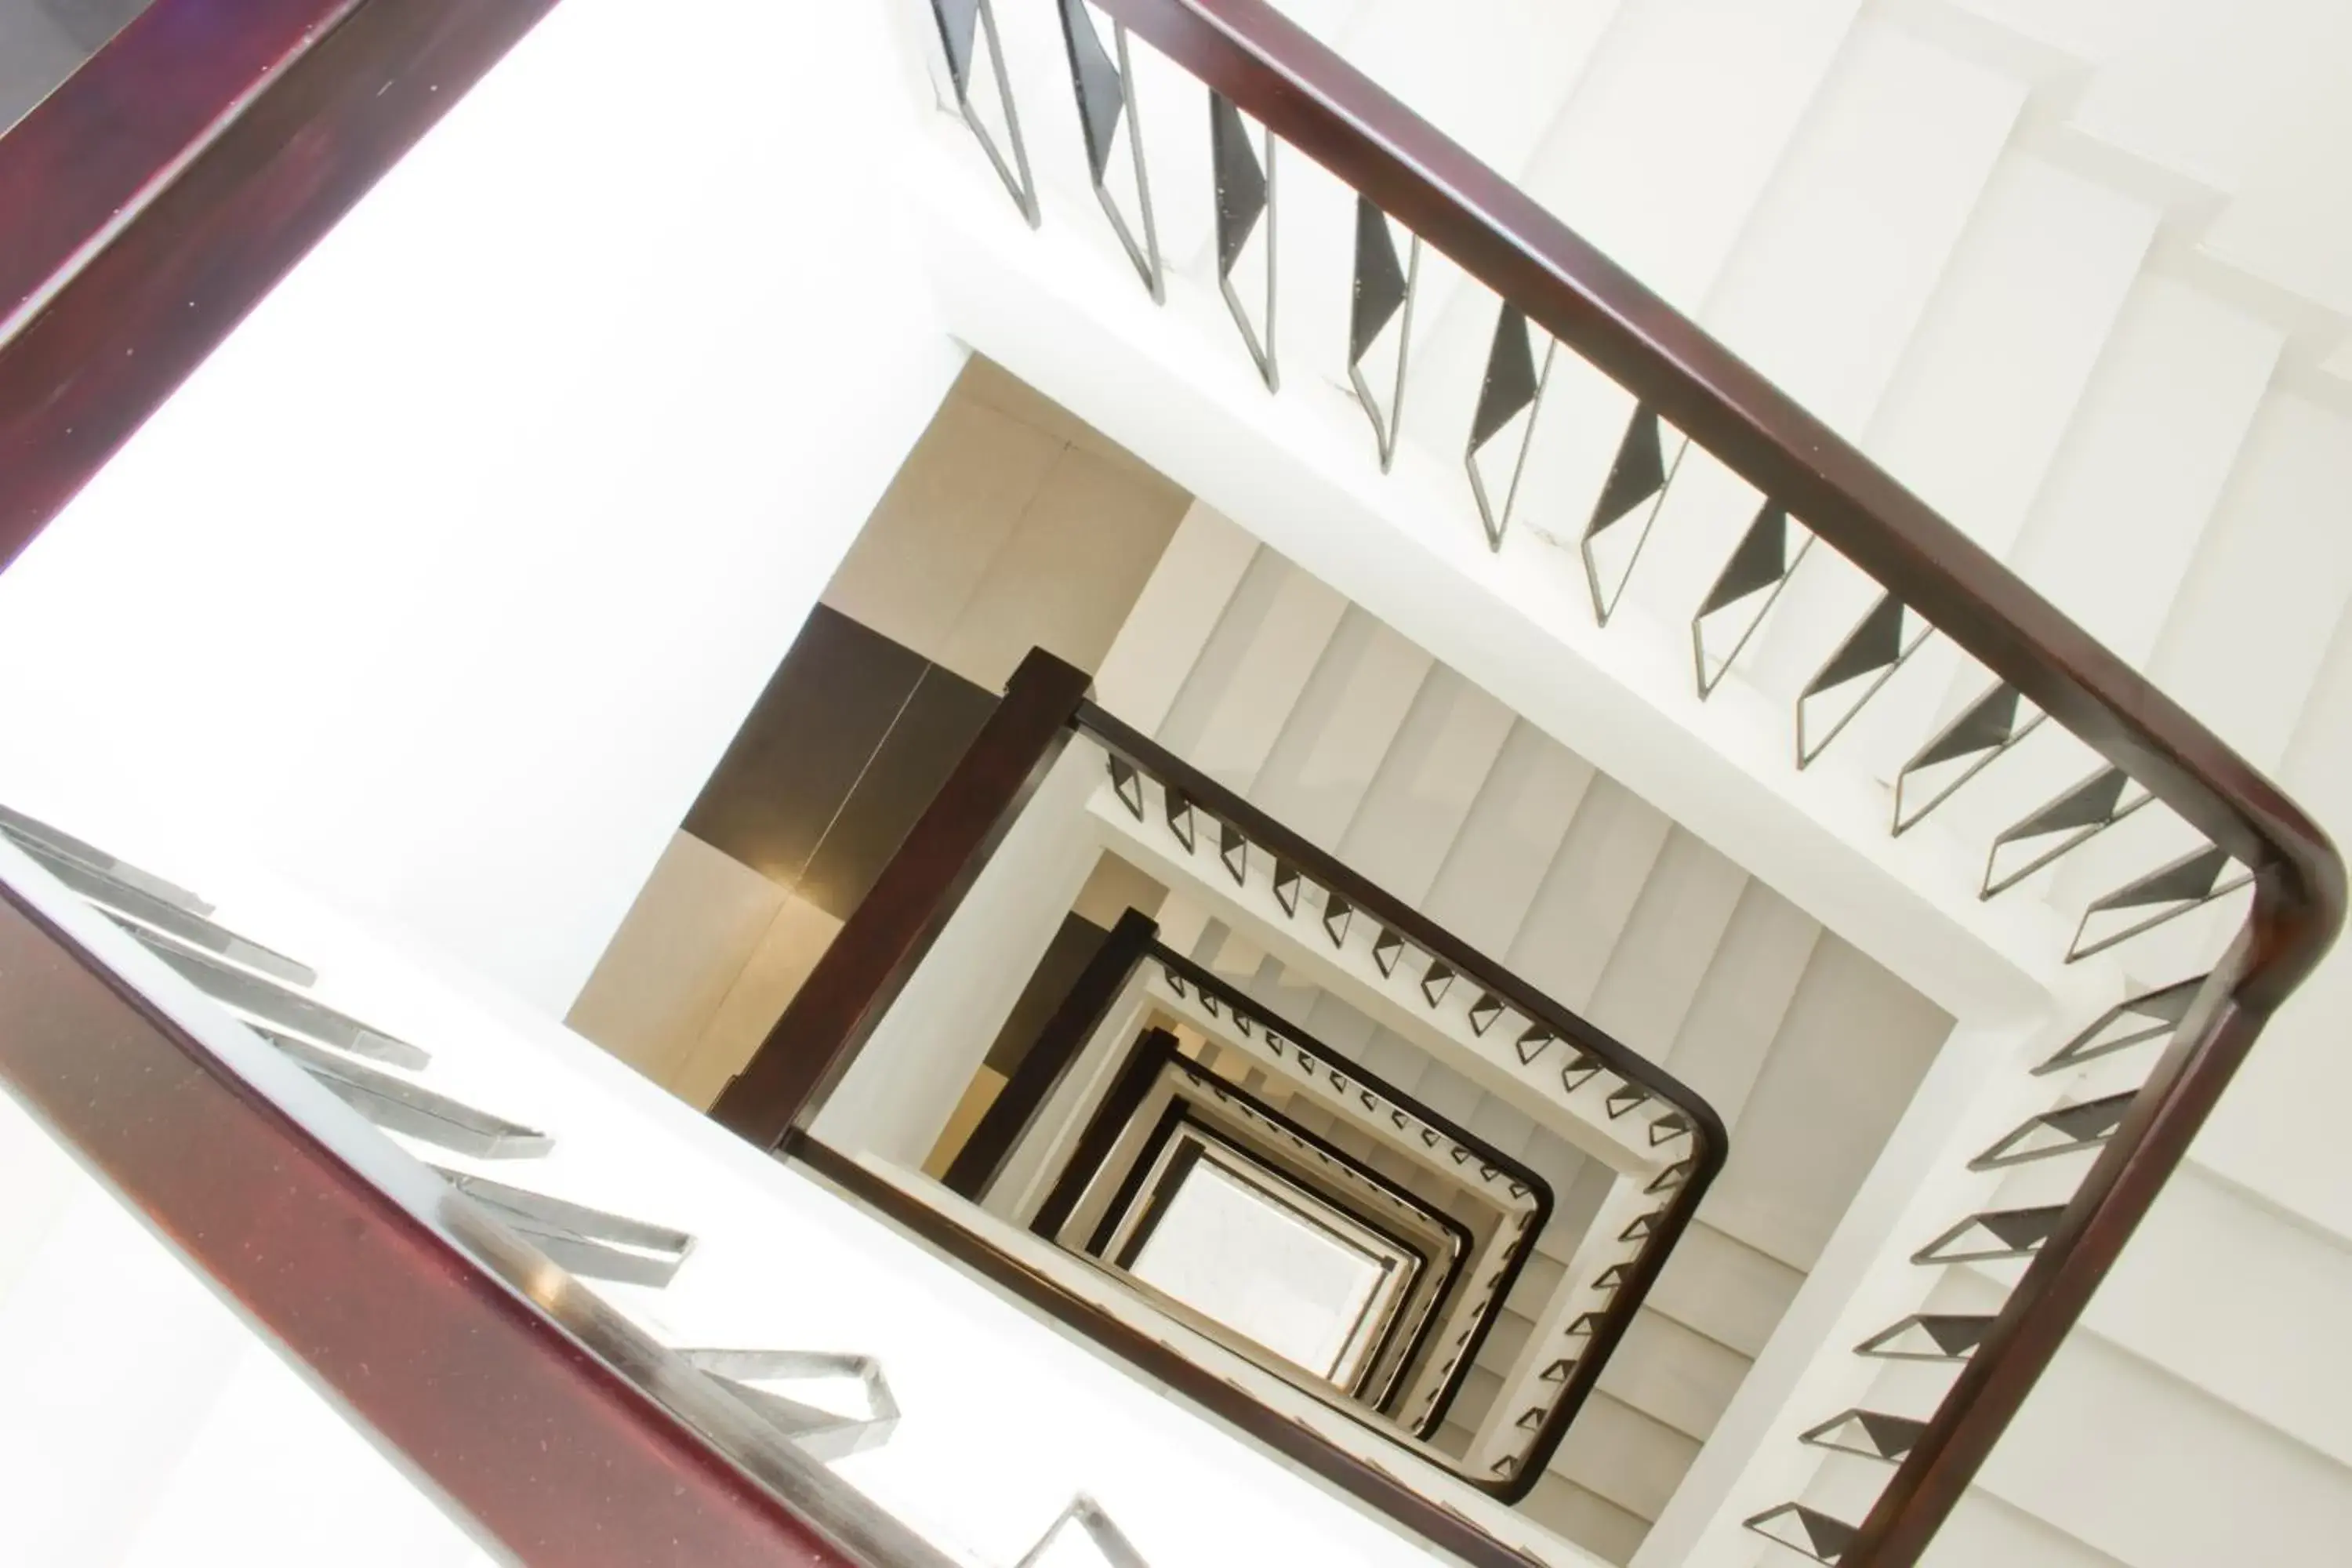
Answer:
[
  {"xmin": 1911, "ymin": 1488, "xmax": 2125, "ymax": 1568},
  {"xmin": 1644, "ymin": 1220, "xmax": 1805, "ymax": 1362},
  {"xmin": 1094, "ymin": 503, "xmax": 1261, "ymax": 733},
  {"xmin": 1420, "ymin": 720, "xmax": 1599, "ymax": 955},
  {"xmin": 1449, "ymin": 1363, "xmax": 1504, "ymax": 1436},
  {"xmin": 1834, "ymin": 154, "xmax": 2158, "ymax": 788},
  {"xmin": 1929, "ymin": 276, "xmax": 2281, "ymax": 867},
  {"xmin": 2049, "ymin": 393, "xmax": 2352, "ymax": 920},
  {"xmin": 1584, "ymin": 829, "xmax": 1748, "ymax": 1059},
  {"xmin": 1704, "ymin": 935, "xmax": 1951, "ymax": 1272},
  {"xmin": 1154, "ymin": 550, "xmax": 1348, "ymax": 795},
  {"xmin": 1547, "ymin": 1388, "xmax": 1700, "ymax": 1523},
  {"xmin": 2191, "ymin": 610, "xmax": 2352, "ymax": 1241},
  {"xmin": 1976, "ymin": 1330, "xmax": 2352, "ymax": 1568},
  {"xmin": 1718, "ymin": 18, "xmax": 2024, "ymax": 699},
  {"xmin": 1503, "ymin": 775, "xmax": 1671, "ymax": 1013},
  {"xmin": 1249, "ymin": 606, "xmax": 1434, "ymax": 846},
  {"xmin": 1334, "ymin": 665, "xmax": 1516, "ymax": 904},
  {"xmin": 1657, "ymin": 881, "xmax": 1822, "ymax": 1131},
  {"xmin": 1593, "ymin": 1307, "xmax": 1752, "ymax": 1443},
  {"xmin": 1520, "ymin": 1470, "xmax": 1652, "ymax": 1566}
]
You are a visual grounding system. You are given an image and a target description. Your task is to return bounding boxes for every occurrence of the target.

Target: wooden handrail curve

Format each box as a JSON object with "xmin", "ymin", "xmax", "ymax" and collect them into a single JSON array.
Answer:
[
  {"xmin": 2, "ymin": 0, "xmax": 2343, "ymax": 1561},
  {"xmin": 0, "ymin": 867, "xmax": 955, "ymax": 1568},
  {"xmin": 1070, "ymin": 2, "xmax": 2347, "ymax": 1559}
]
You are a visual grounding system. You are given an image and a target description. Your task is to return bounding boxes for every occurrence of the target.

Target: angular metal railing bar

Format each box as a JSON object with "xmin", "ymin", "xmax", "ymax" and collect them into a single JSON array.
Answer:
[
  {"xmin": 1057, "ymin": 0, "xmax": 1163, "ymax": 301},
  {"xmin": 928, "ymin": 0, "xmax": 1040, "ymax": 225},
  {"xmin": 1465, "ymin": 305, "xmax": 1554, "ymax": 551},
  {"xmin": 1015, "ymin": 1495, "xmax": 1153, "ymax": 1568},
  {"xmin": 1584, "ymin": 403, "xmax": 1686, "ymax": 626},
  {"xmin": 267, "ymin": 1027, "xmax": 555, "ymax": 1159},
  {"xmin": 1979, "ymin": 763, "xmax": 2152, "ymax": 900},
  {"xmin": 1693, "ymin": 504, "xmax": 1810, "ymax": 699},
  {"xmin": 1347, "ymin": 193, "xmax": 1418, "ymax": 472},
  {"xmin": 1794, "ymin": 594, "xmax": 1934, "ymax": 771},
  {"xmin": 949, "ymin": 0, "xmax": 2299, "ymax": 1006},
  {"xmin": 1210, "ymin": 90, "xmax": 1276, "ymax": 390},
  {"xmin": 933, "ymin": 3, "xmax": 2343, "ymax": 1558},
  {"xmin": 1076, "ymin": 697, "xmax": 1727, "ymax": 1503},
  {"xmin": 1889, "ymin": 684, "xmax": 2046, "ymax": 838},
  {"xmin": 679, "ymin": 1349, "xmax": 902, "ymax": 1465}
]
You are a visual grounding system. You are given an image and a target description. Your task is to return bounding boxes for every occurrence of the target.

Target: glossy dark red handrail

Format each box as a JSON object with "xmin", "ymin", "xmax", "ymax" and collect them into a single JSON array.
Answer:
[
  {"xmin": 0, "ymin": 0, "xmax": 356, "ymax": 333},
  {"xmin": 0, "ymin": 882, "xmax": 953, "ymax": 1567},
  {"xmin": 0, "ymin": 0, "xmax": 564, "ymax": 570},
  {"xmin": 1089, "ymin": 0, "xmax": 2338, "ymax": 927},
  {"xmin": 1083, "ymin": 2, "xmax": 2346, "ymax": 1559}
]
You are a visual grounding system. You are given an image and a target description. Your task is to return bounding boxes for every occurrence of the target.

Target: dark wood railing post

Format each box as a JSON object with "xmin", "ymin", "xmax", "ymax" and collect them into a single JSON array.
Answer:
[
  {"xmin": 942, "ymin": 906, "xmax": 1159, "ymax": 1200},
  {"xmin": 712, "ymin": 647, "xmax": 1094, "ymax": 1151}
]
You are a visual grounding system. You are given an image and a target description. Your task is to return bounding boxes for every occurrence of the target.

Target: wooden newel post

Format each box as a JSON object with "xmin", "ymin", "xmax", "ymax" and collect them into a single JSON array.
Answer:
[
  {"xmin": 712, "ymin": 646, "xmax": 1094, "ymax": 1151},
  {"xmin": 942, "ymin": 906, "xmax": 1159, "ymax": 1200}
]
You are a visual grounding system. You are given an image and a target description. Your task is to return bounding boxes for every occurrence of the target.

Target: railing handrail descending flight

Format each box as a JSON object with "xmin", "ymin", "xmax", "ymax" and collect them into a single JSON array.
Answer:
[
  {"xmin": 1, "ymin": 0, "xmax": 2342, "ymax": 1564},
  {"xmin": 904, "ymin": 2, "xmax": 2345, "ymax": 1561}
]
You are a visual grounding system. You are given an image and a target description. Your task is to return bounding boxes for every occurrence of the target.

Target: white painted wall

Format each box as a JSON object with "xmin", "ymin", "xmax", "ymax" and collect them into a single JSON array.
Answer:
[{"xmin": 0, "ymin": 0, "xmax": 964, "ymax": 1016}]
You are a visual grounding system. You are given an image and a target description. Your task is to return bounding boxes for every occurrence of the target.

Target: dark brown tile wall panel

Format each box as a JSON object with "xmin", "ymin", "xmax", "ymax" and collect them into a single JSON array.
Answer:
[
  {"xmin": 685, "ymin": 602, "xmax": 1000, "ymax": 928},
  {"xmin": 684, "ymin": 605, "xmax": 927, "ymax": 886},
  {"xmin": 795, "ymin": 665, "xmax": 997, "ymax": 920}
]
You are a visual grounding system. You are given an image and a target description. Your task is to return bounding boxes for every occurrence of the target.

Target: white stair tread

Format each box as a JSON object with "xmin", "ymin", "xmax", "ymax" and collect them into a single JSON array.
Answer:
[
  {"xmin": 1584, "ymin": 829, "xmax": 1748, "ymax": 1062},
  {"xmin": 2136, "ymin": 392, "xmax": 2352, "ymax": 773},
  {"xmin": 1592, "ymin": 1308, "xmax": 1752, "ymax": 1444},
  {"xmin": 1917, "ymin": 1488, "xmax": 2128, "ymax": 1568},
  {"xmin": 1518, "ymin": 0, "xmax": 1871, "ymax": 312},
  {"xmin": 1710, "ymin": 20, "xmax": 2024, "ymax": 439},
  {"xmin": 1978, "ymin": 1330, "xmax": 2352, "ymax": 1568},
  {"xmin": 2194, "ymin": 606, "xmax": 2352, "ymax": 1242},
  {"xmin": 1832, "ymin": 152, "xmax": 2159, "ymax": 786},
  {"xmin": 1465, "ymin": 1094, "xmax": 1541, "ymax": 1163},
  {"xmin": 1998, "ymin": 276, "xmax": 2281, "ymax": 669},
  {"xmin": 2085, "ymin": 1164, "xmax": 2352, "ymax": 1471},
  {"xmin": 1095, "ymin": 503, "xmax": 1261, "ymax": 735},
  {"xmin": 1703, "ymin": 938, "xmax": 1951, "ymax": 1272},
  {"xmin": 1548, "ymin": 1389, "xmax": 1700, "ymax": 1522},
  {"xmin": 1927, "ymin": 278, "xmax": 2285, "ymax": 877},
  {"xmin": 1642, "ymin": 1220, "xmax": 1805, "ymax": 1362},
  {"xmin": 1154, "ymin": 550, "xmax": 1348, "ymax": 793},
  {"xmin": 1336, "ymin": 665, "xmax": 1517, "ymax": 904},
  {"xmin": 1422, "ymin": 721, "xmax": 1598, "ymax": 956},
  {"xmin": 1723, "ymin": 18, "xmax": 2026, "ymax": 701},
  {"xmin": 1658, "ymin": 882, "xmax": 1822, "ymax": 1133},
  {"xmin": 1250, "ymin": 606, "xmax": 1435, "ymax": 847},
  {"xmin": 1517, "ymin": 1133, "xmax": 1594, "ymax": 1225},
  {"xmin": 1522, "ymin": 1471, "xmax": 1651, "ymax": 1566},
  {"xmin": 1504, "ymin": 775, "xmax": 1672, "ymax": 1013}
]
